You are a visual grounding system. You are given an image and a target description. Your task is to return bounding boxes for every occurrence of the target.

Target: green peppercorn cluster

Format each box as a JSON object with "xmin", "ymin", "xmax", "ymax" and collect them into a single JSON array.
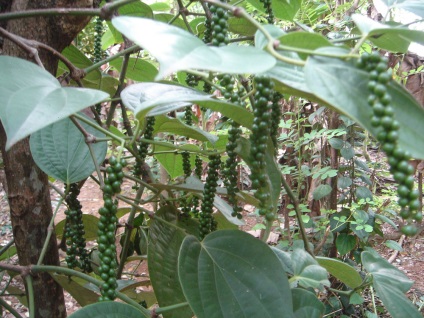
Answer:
[
  {"xmin": 64, "ymin": 183, "xmax": 91, "ymax": 272},
  {"xmin": 225, "ymin": 123, "xmax": 243, "ymax": 219},
  {"xmin": 250, "ymin": 76, "xmax": 275, "ymax": 221},
  {"xmin": 202, "ymin": 13, "xmax": 213, "ymax": 44},
  {"xmin": 190, "ymin": 155, "xmax": 203, "ymax": 216},
  {"xmin": 138, "ymin": 117, "xmax": 155, "ymax": 165},
  {"xmin": 93, "ymin": 17, "xmax": 104, "ymax": 64},
  {"xmin": 97, "ymin": 156, "xmax": 125, "ymax": 301},
  {"xmin": 270, "ymin": 92, "xmax": 283, "ymax": 156},
  {"xmin": 199, "ymin": 154, "xmax": 221, "ymax": 239},
  {"xmin": 357, "ymin": 52, "xmax": 422, "ymax": 235},
  {"xmin": 210, "ymin": 5, "xmax": 229, "ymax": 47},
  {"xmin": 259, "ymin": 0, "xmax": 274, "ymax": 23}
]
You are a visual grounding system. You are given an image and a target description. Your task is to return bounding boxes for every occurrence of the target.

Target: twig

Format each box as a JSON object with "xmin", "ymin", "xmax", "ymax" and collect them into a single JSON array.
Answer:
[
  {"xmin": 117, "ymin": 185, "xmax": 145, "ymax": 278},
  {"xmin": 281, "ymin": 172, "xmax": 314, "ymax": 256},
  {"xmin": 0, "ymin": 298, "xmax": 23, "ymax": 318},
  {"xmin": 0, "ymin": 0, "xmax": 138, "ymax": 22},
  {"xmin": 0, "ymin": 27, "xmax": 43, "ymax": 67},
  {"xmin": 388, "ymin": 234, "xmax": 405, "ymax": 264}
]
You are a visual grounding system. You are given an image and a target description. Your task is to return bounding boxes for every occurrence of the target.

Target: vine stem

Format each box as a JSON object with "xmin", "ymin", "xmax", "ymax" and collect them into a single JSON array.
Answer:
[
  {"xmin": 25, "ymin": 275, "xmax": 35, "ymax": 318},
  {"xmin": 116, "ymin": 185, "xmax": 145, "ymax": 278},
  {"xmin": 37, "ymin": 186, "xmax": 68, "ymax": 265},
  {"xmin": 0, "ymin": 0, "xmax": 138, "ymax": 22},
  {"xmin": 0, "ymin": 263, "xmax": 151, "ymax": 317},
  {"xmin": 0, "ymin": 298, "xmax": 23, "ymax": 318},
  {"xmin": 83, "ymin": 44, "xmax": 141, "ymax": 75},
  {"xmin": 280, "ymin": 172, "xmax": 314, "ymax": 256},
  {"xmin": 154, "ymin": 302, "xmax": 190, "ymax": 315}
]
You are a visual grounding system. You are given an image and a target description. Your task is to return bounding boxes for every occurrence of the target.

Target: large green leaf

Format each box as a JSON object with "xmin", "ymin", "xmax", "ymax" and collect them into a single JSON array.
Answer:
[
  {"xmin": 52, "ymin": 274, "xmax": 99, "ymax": 307},
  {"xmin": 352, "ymin": 14, "xmax": 424, "ymax": 53},
  {"xmin": 109, "ymin": 57, "xmax": 158, "ymax": 82},
  {"xmin": 112, "ymin": 17, "xmax": 276, "ymax": 79},
  {"xmin": 148, "ymin": 205, "xmax": 196, "ymax": 318},
  {"xmin": 336, "ymin": 233, "xmax": 356, "ymax": 256},
  {"xmin": 304, "ymin": 55, "xmax": 424, "ymax": 159},
  {"xmin": 228, "ymin": 17, "xmax": 257, "ymax": 36},
  {"xmin": 153, "ymin": 115, "xmax": 218, "ymax": 144},
  {"xmin": 30, "ymin": 115, "xmax": 107, "ymax": 184},
  {"xmin": 118, "ymin": 0, "xmax": 153, "ymax": 18},
  {"xmin": 121, "ymin": 82, "xmax": 253, "ymax": 128},
  {"xmin": 272, "ymin": 0, "xmax": 302, "ymax": 21},
  {"xmin": 292, "ymin": 288, "xmax": 325, "ymax": 318},
  {"xmin": 389, "ymin": 0, "xmax": 424, "ymax": 18},
  {"xmin": 0, "ymin": 56, "xmax": 108, "ymax": 150},
  {"xmin": 290, "ymin": 249, "xmax": 330, "ymax": 290},
  {"xmin": 68, "ymin": 301, "xmax": 147, "ymax": 318},
  {"xmin": 316, "ymin": 257, "xmax": 362, "ymax": 289},
  {"xmin": 178, "ymin": 230, "xmax": 293, "ymax": 318},
  {"xmin": 362, "ymin": 250, "xmax": 421, "ymax": 318},
  {"xmin": 278, "ymin": 32, "xmax": 333, "ymax": 60}
]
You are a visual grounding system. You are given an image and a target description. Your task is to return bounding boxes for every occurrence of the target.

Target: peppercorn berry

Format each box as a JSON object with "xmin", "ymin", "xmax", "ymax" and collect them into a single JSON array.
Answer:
[
  {"xmin": 64, "ymin": 183, "xmax": 91, "ymax": 272},
  {"xmin": 357, "ymin": 51, "xmax": 421, "ymax": 235},
  {"xmin": 199, "ymin": 154, "xmax": 221, "ymax": 239},
  {"xmin": 97, "ymin": 156, "xmax": 125, "ymax": 301}
]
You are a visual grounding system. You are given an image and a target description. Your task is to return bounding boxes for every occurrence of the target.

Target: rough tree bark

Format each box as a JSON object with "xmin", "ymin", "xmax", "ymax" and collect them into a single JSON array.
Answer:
[{"xmin": 0, "ymin": 1, "xmax": 98, "ymax": 316}]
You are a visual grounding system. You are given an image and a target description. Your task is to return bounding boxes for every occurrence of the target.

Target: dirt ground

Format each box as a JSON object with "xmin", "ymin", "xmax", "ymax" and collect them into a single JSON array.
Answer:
[{"xmin": 0, "ymin": 177, "xmax": 423, "ymax": 316}]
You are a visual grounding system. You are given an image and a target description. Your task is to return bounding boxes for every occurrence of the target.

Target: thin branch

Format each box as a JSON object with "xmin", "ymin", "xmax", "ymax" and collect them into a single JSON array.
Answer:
[
  {"xmin": 0, "ymin": 27, "xmax": 43, "ymax": 67},
  {"xmin": 0, "ymin": 0, "xmax": 138, "ymax": 22},
  {"xmin": 281, "ymin": 173, "xmax": 314, "ymax": 256},
  {"xmin": 0, "ymin": 298, "xmax": 23, "ymax": 318}
]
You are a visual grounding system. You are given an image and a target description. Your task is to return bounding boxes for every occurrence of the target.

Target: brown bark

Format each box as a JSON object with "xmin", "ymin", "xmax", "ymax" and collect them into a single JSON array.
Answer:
[{"xmin": 0, "ymin": 1, "xmax": 99, "ymax": 317}]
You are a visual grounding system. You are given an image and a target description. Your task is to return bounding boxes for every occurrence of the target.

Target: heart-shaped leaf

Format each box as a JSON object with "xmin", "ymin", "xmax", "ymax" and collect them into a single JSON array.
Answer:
[
  {"xmin": 292, "ymin": 288, "xmax": 325, "ymax": 318},
  {"xmin": 304, "ymin": 54, "xmax": 424, "ymax": 159},
  {"xmin": 0, "ymin": 56, "xmax": 108, "ymax": 150},
  {"xmin": 121, "ymin": 83, "xmax": 253, "ymax": 128},
  {"xmin": 68, "ymin": 301, "xmax": 147, "ymax": 318},
  {"xmin": 112, "ymin": 17, "xmax": 276, "ymax": 79},
  {"xmin": 290, "ymin": 249, "xmax": 330, "ymax": 290},
  {"xmin": 148, "ymin": 205, "xmax": 197, "ymax": 318},
  {"xmin": 316, "ymin": 257, "xmax": 362, "ymax": 289},
  {"xmin": 30, "ymin": 115, "xmax": 107, "ymax": 184},
  {"xmin": 362, "ymin": 249, "xmax": 421, "ymax": 318},
  {"xmin": 178, "ymin": 230, "xmax": 293, "ymax": 318}
]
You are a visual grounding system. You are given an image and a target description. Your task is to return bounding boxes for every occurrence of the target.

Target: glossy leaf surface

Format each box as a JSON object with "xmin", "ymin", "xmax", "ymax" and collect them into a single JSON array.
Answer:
[
  {"xmin": 362, "ymin": 249, "xmax": 421, "ymax": 318},
  {"xmin": 316, "ymin": 257, "xmax": 362, "ymax": 289},
  {"xmin": 304, "ymin": 55, "xmax": 424, "ymax": 159},
  {"xmin": 112, "ymin": 17, "xmax": 276, "ymax": 79},
  {"xmin": 30, "ymin": 116, "xmax": 107, "ymax": 184},
  {"xmin": 0, "ymin": 56, "xmax": 108, "ymax": 150},
  {"xmin": 148, "ymin": 205, "xmax": 196, "ymax": 318},
  {"xmin": 178, "ymin": 230, "xmax": 293, "ymax": 318},
  {"xmin": 68, "ymin": 301, "xmax": 147, "ymax": 318}
]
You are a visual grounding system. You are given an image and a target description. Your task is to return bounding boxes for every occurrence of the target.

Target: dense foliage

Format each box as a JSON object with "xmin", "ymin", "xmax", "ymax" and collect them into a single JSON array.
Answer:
[{"xmin": 0, "ymin": 0, "xmax": 424, "ymax": 317}]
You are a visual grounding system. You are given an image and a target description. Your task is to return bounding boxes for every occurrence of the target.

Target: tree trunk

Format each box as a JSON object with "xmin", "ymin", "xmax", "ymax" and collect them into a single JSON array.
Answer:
[{"xmin": 0, "ymin": 1, "xmax": 97, "ymax": 316}]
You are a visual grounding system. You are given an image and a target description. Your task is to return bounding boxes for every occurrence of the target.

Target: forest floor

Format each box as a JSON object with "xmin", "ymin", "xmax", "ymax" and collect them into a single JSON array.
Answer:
[{"xmin": 0, "ymin": 175, "xmax": 423, "ymax": 316}]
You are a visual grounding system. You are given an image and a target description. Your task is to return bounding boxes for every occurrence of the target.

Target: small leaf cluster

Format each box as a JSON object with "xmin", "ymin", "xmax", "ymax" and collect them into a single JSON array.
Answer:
[
  {"xmin": 250, "ymin": 76, "xmax": 275, "ymax": 221},
  {"xmin": 199, "ymin": 154, "xmax": 221, "ymax": 239},
  {"xmin": 97, "ymin": 156, "xmax": 126, "ymax": 301},
  {"xmin": 64, "ymin": 183, "xmax": 91, "ymax": 272},
  {"xmin": 357, "ymin": 52, "xmax": 422, "ymax": 235}
]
